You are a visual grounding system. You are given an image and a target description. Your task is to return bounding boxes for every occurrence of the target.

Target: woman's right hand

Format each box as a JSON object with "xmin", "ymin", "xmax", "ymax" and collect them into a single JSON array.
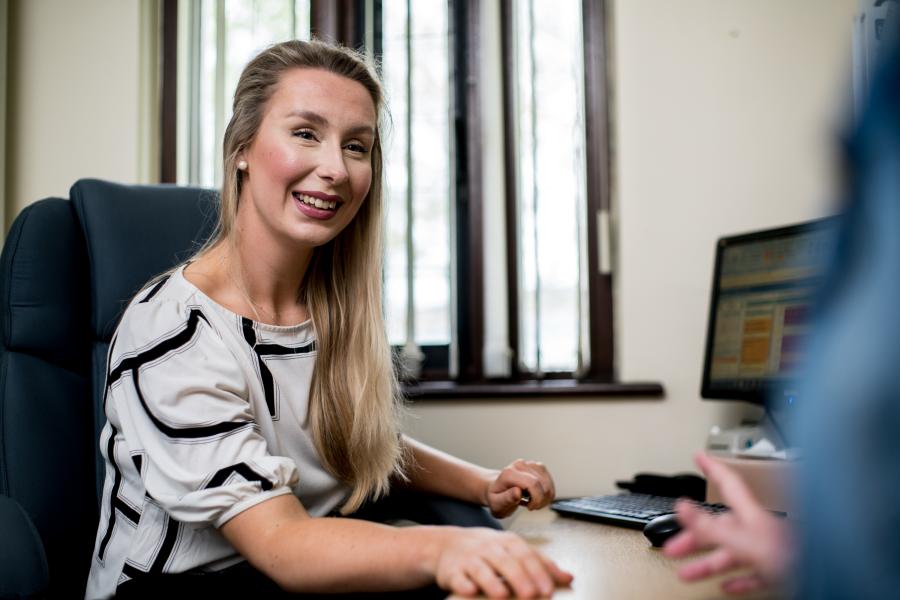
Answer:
[{"xmin": 433, "ymin": 527, "xmax": 573, "ymax": 598}]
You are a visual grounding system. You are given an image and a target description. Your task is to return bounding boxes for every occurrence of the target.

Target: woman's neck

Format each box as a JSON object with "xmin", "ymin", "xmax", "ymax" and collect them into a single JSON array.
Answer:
[
  {"xmin": 233, "ymin": 231, "xmax": 314, "ymax": 322},
  {"xmin": 185, "ymin": 237, "xmax": 314, "ymax": 326}
]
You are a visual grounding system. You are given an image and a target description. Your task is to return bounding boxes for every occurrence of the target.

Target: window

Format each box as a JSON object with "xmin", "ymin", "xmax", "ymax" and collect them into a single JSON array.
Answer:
[
  {"xmin": 163, "ymin": 0, "xmax": 635, "ymax": 395},
  {"xmin": 174, "ymin": 0, "xmax": 311, "ymax": 188},
  {"xmin": 380, "ymin": 0, "xmax": 453, "ymax": 375},
  {"xmin": 374, "ymin": 0, "xmax": 617, "ymax": 386}
]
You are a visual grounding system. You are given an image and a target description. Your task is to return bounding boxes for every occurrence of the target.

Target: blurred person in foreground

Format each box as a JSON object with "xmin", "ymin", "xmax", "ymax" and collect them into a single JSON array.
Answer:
[{"xmin": 664, "ymin": 43, "xmax": 900, "ymax": 599}]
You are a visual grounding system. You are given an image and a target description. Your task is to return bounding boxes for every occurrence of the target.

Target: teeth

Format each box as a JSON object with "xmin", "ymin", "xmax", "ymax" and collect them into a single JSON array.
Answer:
[{"xmin": 296, "ymin": 193, "xmax": 337, "ymax": 210}]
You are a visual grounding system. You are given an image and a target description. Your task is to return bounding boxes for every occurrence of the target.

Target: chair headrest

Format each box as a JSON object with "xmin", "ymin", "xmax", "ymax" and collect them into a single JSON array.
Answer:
[
  {"xmin": 70, "ymin": 179, "xmax": 218, "ymax": 342},
  {"xmin": 0, "ymin": 199, "xmax": 91, "ymax": 371}
]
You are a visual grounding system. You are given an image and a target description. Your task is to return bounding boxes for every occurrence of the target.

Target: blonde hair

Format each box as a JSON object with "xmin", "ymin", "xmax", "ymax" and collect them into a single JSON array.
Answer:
[{"xmin": 201, "ymin": 39, "xmax": 404, "ymax": 513}]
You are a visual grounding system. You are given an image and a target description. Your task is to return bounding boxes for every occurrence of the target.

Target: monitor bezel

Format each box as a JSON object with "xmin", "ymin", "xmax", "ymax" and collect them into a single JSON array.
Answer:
[{"xmin": 700, "ymin": 218, "xmax": 836, "ymax": 404}]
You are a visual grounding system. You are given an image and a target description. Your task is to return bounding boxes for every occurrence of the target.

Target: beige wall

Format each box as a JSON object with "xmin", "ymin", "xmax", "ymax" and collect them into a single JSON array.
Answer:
[
  {"xmin": 3, "ymin": 0, "xmax": 857, "ymax": 496},
  {"xmin": 405, "ymin": 0, "xmax": 857, "ymax": 497},
  {"xmin": 1, "ymin": 0, "xmax": 8, "ymax": 230},
  {"xmin": 4, "ymin": 0, "xmax": 156, "ymax": 231}
]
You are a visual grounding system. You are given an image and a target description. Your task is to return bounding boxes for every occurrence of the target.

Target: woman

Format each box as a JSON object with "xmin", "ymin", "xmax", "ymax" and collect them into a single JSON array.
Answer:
[{"xmin": 86, "ymin": 40, "xmax": 572, "ymax": 599}]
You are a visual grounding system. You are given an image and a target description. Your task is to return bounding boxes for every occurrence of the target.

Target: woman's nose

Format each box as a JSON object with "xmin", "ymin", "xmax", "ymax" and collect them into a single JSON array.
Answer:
[{"xmin": 315, "ymin": 144, "xmax": 349, "ymax": 185}]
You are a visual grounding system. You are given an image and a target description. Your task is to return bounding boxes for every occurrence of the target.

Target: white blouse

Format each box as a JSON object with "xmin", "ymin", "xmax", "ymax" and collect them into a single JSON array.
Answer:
[{"xmin": 86, "ymin": 265, "xmax": 348, "ymax": 599}]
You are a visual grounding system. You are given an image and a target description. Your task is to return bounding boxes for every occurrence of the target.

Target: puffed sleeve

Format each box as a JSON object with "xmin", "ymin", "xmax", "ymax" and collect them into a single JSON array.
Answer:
[{"xmin": 105, "ymin": 298, "xmax": 299, "ymax": 529}]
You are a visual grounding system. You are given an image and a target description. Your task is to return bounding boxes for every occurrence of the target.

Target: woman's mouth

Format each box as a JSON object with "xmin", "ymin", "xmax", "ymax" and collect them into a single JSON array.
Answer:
[
  {"xmin": 293, "ymin": 192, "xmax": 341, "ymax": 220},
  {"xmin": 294, "ymin": 192, "xmax": 338, "ymax": 210}
]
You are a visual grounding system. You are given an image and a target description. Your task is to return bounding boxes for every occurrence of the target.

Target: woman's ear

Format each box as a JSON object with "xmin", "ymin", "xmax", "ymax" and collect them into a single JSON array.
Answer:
[{"xmin": 235, "ymin": 146, "xmax": 249, "ymax": 172}]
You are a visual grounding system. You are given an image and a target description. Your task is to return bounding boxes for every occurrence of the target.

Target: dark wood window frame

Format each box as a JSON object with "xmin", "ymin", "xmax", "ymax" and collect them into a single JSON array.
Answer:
[
  {"xmin": 158, "ymin": 0, "xmax": 664, "ymax": 400},
  {"xmin": 499, "ymin": 0, "xmax": 614, "ymax": 383},
  {"xmin": 376, "ymin": 0, "xmax": 660, "ymax": 399},
  {"xmin": 160, "ymin": 0, "xmax": 178, "ymax": 184}
]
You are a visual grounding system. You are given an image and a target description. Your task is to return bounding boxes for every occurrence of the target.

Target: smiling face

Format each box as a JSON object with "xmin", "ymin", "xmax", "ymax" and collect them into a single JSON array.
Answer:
[{"xmin": 237, "ymin": 67, "xmax": 378, "ymax": 250}]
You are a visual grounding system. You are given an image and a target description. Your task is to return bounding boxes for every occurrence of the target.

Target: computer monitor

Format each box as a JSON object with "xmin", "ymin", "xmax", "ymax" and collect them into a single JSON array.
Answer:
[{"xmin": 700, "ymin": 219, "xmax": 838, "ymax": 406}]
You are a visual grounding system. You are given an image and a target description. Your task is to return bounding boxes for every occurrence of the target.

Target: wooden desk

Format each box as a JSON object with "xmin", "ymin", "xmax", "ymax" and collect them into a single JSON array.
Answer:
[{"xmin": 451, "ymin": 509, "xmax": 782, "ymax": 600}]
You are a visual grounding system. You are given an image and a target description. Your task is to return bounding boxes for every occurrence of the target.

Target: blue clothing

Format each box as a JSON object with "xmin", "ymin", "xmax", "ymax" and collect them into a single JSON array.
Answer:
[{"xmin": 795, "ymin": 48, "xmax": 900, "ymax": 599}]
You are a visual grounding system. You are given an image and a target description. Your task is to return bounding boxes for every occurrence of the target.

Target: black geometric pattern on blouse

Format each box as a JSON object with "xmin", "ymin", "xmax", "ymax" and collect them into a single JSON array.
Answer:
[
  {"xmin": 107, "ymin": 308, "xmax": 253, "ymax": 440},
  {"xmin": 240, "ymin": 317, "xmax": 316, "ymax": 418},
  {"xmin": 119, "ymin": 513, "xmax": 182, "ymax": 580},
  {"xmin": 204, "ymin": 462, "xmax": 274, "ymax": 492},
  {"xmin": 138, "ymin": 275, "xmax": 171, "ymax": 304},
  {"xmin": 97, "ymin": 424, "xmax": 141, "ymax": 562}
]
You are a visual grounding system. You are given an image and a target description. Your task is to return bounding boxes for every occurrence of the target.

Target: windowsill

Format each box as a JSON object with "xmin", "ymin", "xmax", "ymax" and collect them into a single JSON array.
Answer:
[{"xmin": 402, "ymin": 379, "xmax": 665, "ymax": 400}]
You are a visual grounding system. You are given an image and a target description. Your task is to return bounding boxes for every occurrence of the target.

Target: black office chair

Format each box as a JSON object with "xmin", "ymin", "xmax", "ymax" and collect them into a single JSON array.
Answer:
[
  {"xmin": 0, "ymin": 179, "xmax": 498, "ymax": 598},
  {"xmin": 0, "ymin": 179, "xmax": 216, "ymax": 597}
]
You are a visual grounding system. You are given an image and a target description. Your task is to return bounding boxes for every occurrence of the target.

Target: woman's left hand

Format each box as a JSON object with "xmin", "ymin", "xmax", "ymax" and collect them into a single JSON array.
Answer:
[{"xmin": 485, "ymin": 459, "xmax": 556, "ymax": 518}]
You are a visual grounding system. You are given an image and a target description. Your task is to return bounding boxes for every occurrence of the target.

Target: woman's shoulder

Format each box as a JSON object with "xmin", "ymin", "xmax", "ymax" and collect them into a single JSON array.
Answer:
[{"xmin": 113, "ymin": 266, "xmax": 224, "ymax": 357}]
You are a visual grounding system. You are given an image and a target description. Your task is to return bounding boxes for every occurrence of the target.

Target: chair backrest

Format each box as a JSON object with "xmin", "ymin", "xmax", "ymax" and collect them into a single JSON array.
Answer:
[{"xmin": 0, "ymin": 179, "xmax": 216, "ymax": 596}]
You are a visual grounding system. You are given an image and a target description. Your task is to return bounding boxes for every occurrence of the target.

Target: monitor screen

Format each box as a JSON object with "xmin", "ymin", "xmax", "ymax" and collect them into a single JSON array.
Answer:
[{"xmin": 701, "ymin": 219, "xmax": 838, "ymax": 404}]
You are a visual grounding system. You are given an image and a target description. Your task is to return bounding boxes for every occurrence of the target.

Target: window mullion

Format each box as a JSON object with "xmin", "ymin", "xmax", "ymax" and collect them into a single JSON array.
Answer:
[
  {"xmin": 401, "ymin": 0, "xmax": 424, "ymax": 374},
  {"xmin": 526, "ymin": 0, "xmax": 542, "ymax": 377},
  {"xmin": 451, "ymin": 0, "xmax": 485, "ymax": 381},
  {"xmin": 186, "ymin": 0, "xmax": 203, "ymax": 185},
  {"xmin": 161, "ymin": 0, "xmax": 178, "ymax": 183},
  {"xmin": 581, "ymin": 0, "xmax": 614, "ymax": 381},
  {"xmin": 500, "ymin": 0, "xmax": 521, "ymax": 378},
  {"xmin": 213, "ymin": 0, "xmax": 226, "ymax": 188}
]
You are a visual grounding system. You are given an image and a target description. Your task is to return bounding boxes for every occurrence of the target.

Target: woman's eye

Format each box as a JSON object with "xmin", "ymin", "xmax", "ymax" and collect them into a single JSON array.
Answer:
[
  {"xmin": 293, "ymin": 129, "xmax": 316, "ymax": 140},
  {"xmin": 345, "ymin": 143, "xmax": 369, "ymax": 154}
]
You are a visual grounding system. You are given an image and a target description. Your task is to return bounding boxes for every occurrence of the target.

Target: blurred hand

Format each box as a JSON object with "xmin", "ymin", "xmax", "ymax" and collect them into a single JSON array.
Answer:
[
  {"xmin": 486, "ymin": 460, "xmax": 556, "ymax": 518},
  {"xmin": 435, "ymin": 527, "xmax": 573, "ymax": 599},
  {"xmin": 663, "ymin": 452, "xmax": 793, "ymax": 595}
]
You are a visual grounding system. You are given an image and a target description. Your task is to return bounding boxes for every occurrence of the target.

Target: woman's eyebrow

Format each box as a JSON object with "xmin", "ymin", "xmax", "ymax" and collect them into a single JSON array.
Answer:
[{"xmin": 286, "ymin": 110, "xmax": 375, "ymax": 137}]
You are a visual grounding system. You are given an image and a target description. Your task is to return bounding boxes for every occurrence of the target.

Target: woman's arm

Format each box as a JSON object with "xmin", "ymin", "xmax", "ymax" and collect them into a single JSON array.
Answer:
[
  {"xmin": 220, "ymin": 493, "xmax": 573, "ymax": 597},
  {"xmin": 398, "ymin": 435, "xmax": 497, "ymax": 505},
  {"xmin": 399, "ymin": 435, "xmax": 557, "ymax": 518}
]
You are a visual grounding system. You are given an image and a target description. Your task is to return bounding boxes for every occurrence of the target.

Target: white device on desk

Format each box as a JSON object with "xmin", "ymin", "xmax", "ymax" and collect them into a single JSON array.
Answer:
[
  {"xmin": 706, "ymin": 410, "xmax": 792, "ymax": 458},
  {"xmin": 706, "ymin": 424, "xmax": 764, "ymax": 454}
]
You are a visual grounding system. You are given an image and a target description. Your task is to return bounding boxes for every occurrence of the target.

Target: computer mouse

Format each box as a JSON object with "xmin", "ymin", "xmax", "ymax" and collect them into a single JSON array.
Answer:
[{"xmin": 643, "ymin": 513, "xmax": 682, "ymax": 547}]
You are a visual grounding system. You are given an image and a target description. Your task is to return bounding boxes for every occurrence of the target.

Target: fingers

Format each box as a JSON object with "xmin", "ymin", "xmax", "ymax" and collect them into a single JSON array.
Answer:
[
  {"xmin": 663, "ymin": 502, "xmax": 702, "ymax": 557},
  {"xmin": 491, "ymin": 540, "xmax": 572, "ymax": 598},
  {"xmin": 677, "ymin": 547, "xmax": 740, "ymax": 582},
  {"xmin": 442, "ymin": 531, "xmax": 572, "ymax": 599},
  {"xmin": 492, "ymin": 487, "xmax": 523, "ymax": 519},
  {"xmin": 721, "ymin": 573, "xmax": 767, "ymax": 595},
  {"xmin": 484, "ymin": 546, "xmax": 540, "ymax": 598},
  {"xmin": 493, "ymin": 460, "xmax": 555, "ymax": 511},
  {"xmin": 694, "ymin": 452, "xmax": 764, "ymax": 520},
  {"xmin": 460, "ymin": 550, "xmax": 560, "ymax": 599},
  {"xmin": 538, "ymin": 553, "xmax": 575, "ymax": 587},
  {"xmin": 466, "ymin": 558, "xmax": 512, "ymax": 599},
  {"xmin": 664, "ymin": 499, "xmax": 725, "ymax": 556},
  {"xmin": 515, "ymin": 537, "xmax": 573, "ymax": 589},
  {"xmin": 448, "ymin": 571, "xmax": 478, "ymax": 598},
  {"xmin": 521, "ymin": 460, "xmax": 556, "ymax": 501},
  {"xmin": 666, "ymin": 498, "xmax": 759, "ymax": 566},
  {"xmin": 663, "ymin": 528, "xmax": 703, "ymax": 557}
]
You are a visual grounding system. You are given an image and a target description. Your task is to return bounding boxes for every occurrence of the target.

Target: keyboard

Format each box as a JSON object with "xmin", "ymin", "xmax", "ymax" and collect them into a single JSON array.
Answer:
[{"xmin": 551, "ymin": 493, "xmax": 728, "ymax": 529}]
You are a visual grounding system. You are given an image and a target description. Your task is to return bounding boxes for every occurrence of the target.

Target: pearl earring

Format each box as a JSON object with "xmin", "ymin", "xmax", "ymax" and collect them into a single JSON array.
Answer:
[{"xmin": 237, "ymin": 160, "xmax": 248, "ymax": 171}]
